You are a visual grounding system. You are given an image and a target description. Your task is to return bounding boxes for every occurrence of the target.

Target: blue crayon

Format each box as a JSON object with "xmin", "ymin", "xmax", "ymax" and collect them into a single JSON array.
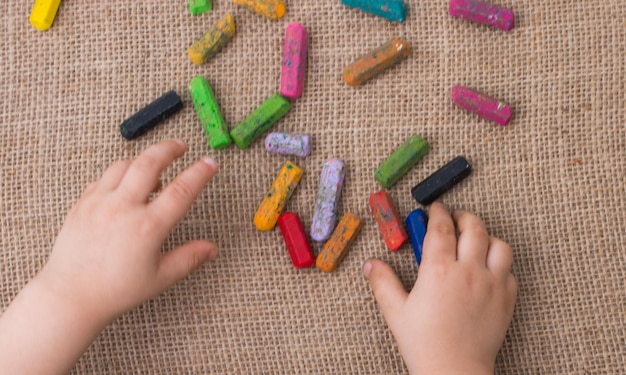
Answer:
[
  {"xmin": 341, "ymin": 0, "xmax": 408, "ymax": 22},
  {"xmin": 406, "ymin": 209, "xmax": 428, "ymax": 265}
]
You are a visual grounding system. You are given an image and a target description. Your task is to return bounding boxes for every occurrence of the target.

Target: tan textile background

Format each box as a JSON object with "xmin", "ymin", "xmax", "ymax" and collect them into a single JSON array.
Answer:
[{"xmin": 1, "ymin": 0, "xmax": 625, "ymax": 373}]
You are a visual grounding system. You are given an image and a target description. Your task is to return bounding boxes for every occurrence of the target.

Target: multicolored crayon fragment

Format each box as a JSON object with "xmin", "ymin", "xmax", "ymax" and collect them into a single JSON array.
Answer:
[
  {"xmin": 369, "ymin": 190, "xmax": 408, "ymax": 251},
  {"xmin": 449, "ymin": 0, "xmax": 514, "ymax": 31},
  {"xmin": 311, "ymin": 159, "xmax": 345, "ymax": 242},
  {"xmin": 233, "ymin": 0, "xmax": 285, "ymax": 19},
  {"xmin": 316, "ymin": 212, "xmax": 363, "ymax": 273},
  {"xmin": 341, "ymin": 0, "xmax": 408, "ymax": 23},
  {"xmin": 29, "ymin": 0, "xmax": 62, "ymax": 31},
  {"xmin": 280, "ymin": 23, "xmax": 308, "ymax": 101},
  {"xmin": 189, "ymin": 76, "xmax": 231, "ymax": 150},
  {"xmin": 343, "ymin": 38, "xmax": 411, "ymax": 86},
  {"xmin": 375, "ymin": 135, "xmax": 429, "ymax": 189},
  {"xmin": 451, "ymin": 85, "xmax": 512, "ymax": 126},
  {"xmin": 278, "ymin": 212, "xmax": 316, "ymax": 268},
  {"xmin": 189, "ymin": 0, "xmax": 212, "ymax": 15},
  {"xmin": 231, "ymin": 94, "xmax": 291, "ymax": 149},
  {"xmin": 188, "ymin": 13, "xmax": 235, "ymax": 65},
  {"xmin": 406, "ymin": 209, "xmax": 427, "ymax": 265},
  {"xmin": 120, "ymin": 91, "xmax": 183, "ymax": 140},
  {"xmin": 254, "ymin": 161, "xmax": 303, "ymax": 231},
  {"xmin": 265, "ymin": 132, "xmax": 311, "ymax": 157},
  {"xmin": 411, "ymin": 156, "xmax": 472, "ymax": 205}
]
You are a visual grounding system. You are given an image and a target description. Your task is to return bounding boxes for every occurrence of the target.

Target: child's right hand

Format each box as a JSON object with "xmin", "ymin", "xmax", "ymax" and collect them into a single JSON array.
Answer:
[{"xmin": 364, "ymin": 202, "xmax": 517, "ymax": 375}]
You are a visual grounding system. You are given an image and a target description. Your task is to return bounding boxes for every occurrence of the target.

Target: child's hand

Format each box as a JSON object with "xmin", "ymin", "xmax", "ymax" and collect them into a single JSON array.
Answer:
[
  {"xmin": 40, "ymin": 139, "xmax": 219, "ymax": 321},
  {"xmin": 364, "ymin": 202, "xmax": 517, "ymax": 375}
]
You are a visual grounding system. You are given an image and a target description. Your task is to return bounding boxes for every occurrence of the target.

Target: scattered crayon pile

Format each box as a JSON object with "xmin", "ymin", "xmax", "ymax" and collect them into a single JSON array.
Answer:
[{"xmin": 30, "ymin": 0, "xmax": 518, "ymax": 272}]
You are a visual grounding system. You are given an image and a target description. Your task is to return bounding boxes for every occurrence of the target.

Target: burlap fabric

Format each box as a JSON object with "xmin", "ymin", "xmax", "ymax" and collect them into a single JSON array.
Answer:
[{"xmin": 1, "ymin": 0, "xmax": 625, "ymax": 373}]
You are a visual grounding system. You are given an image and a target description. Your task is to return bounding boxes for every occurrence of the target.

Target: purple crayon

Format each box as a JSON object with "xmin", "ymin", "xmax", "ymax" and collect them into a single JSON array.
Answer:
[
  {"xmin": 451, "ymin": 85, "xmax": 512, "ymax": 126},
  {"xmin": 311, "ymin": 159, "xmax": 345, "ymax": 242},
  {"xmin": 264, "ymin": 132, "xmax": 311, "ymax": 157},
  {"xmin": 280, "ymin": 23, "xmax": 308, "ymax": 101},
  {"xmin": 449, "ymin": 0, "xmax": 514, "ymax": 31}
]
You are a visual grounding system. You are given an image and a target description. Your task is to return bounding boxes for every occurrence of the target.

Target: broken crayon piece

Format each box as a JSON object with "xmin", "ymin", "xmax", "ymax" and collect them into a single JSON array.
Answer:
[
  {"xmin": 411, "ymin": 156, "xmax": 472, "ymax": 205},
  {"xmin": 188, "ymin": 13, "xmax": 235, "ymax": 65},
  {"xmin": 343, "ymin": 38, "xmax": 411, "ymax": 86},
  {"xmin": 189, "ymin": 76, "xmax": 232, "ymax": 150},
  {"xmin": 311, "ymin": 159, "xmax": 345, "ymax": 242},
  {"xmin": 316, "ymin": 212, "xmax": 363, "ymax": 273},
  {"xmin": 449, "ymin": 0, "xmax": 514, "ymax": 31},
  {"xmin": 189, "ymin": 0, "xmax": 212, "ymax": 15},
  {"xmin": 278, "ymin": 212, "xmax": 316, "ymax": 268},
  {"xmin": 341, "ymin": 0, "xmax": 408, "ymax": 23},
  {"xmin": 233, "ymin": 0, "xmax": 285, "ymax": 19},
  {"xmin": 375, "ymin": 135, "xmax": 429, "ymax": 188},
  {"xmin": 29, "ymin": 0, "xmax": 62, "ymax": 31},
  {"xmin": 280, "ymin": 23, "xmax": 308, "ymax": 101},
  {"xmin": 231, "ymin": 94, "xmax": 291, "ymax": 149},
  {"xmin": 406, "ymin": 208, "xmax": 427, "ymax": 265},
  {"xmin": 369, "ymin": 190, "xmax": 408, "ymax": 251},
  {"xmin": 120, "ymin": 91, "xmax": 183, "ymax": 140},
  {"xmin": 254, "ymin": 161, "xmax": 303, "ymax": 231},
  {"xmin": 451, "ymin": 85, "xmax": 512, "ymax": 125},
  {"xmin": 265, "ymin": 132, "xmax": 311, "ymax": 157}
]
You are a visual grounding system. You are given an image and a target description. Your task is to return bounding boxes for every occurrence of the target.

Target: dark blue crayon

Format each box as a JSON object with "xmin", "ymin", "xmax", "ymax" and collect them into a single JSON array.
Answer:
[
  {"xmin": 120, "ymin": 90, "xmax": 183, "ymax": 140},
  {"xmin": 406, "ymin": 209, "xmax": 428, "ymax": 265}
]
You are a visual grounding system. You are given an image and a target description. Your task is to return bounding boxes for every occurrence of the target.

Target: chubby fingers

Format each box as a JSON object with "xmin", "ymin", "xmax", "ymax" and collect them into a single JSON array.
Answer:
[
  {"xmin": 487, "ymin": 236, "xmax": 514, "ymax": 278},
  {"xmin": 422, "ymin": 202, "xmax": 457, "ymax": 265},
  {"xmin": 453, "ymin": 210, "xmax": 490, "ymax": 265},
  {"xmin": 149, "ymin": 157, "xmax": 219, "ymax": 228},
  {"xmin": 363, "ymin": 259, "xmax": 408, "ymax": 331}
]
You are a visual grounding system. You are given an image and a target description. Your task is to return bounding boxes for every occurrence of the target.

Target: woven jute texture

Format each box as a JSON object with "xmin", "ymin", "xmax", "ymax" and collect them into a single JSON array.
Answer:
[{"xmin": 1, "ymin": 0, "xmax": 625, "ymax": 373}]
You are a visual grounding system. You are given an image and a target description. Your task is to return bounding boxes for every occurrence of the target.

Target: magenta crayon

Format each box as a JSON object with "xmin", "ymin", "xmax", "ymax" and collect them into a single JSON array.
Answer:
[
  {"xmin": 280, "ymin": 23, "xmax": 308, "ymax": 101},
  {"xmin": 449, "ymin": 0, "xmax": 514, "ymax": 31},
  {"xmin": 451, "ymin": 85, "xmax": 512, "ymax": 126}
]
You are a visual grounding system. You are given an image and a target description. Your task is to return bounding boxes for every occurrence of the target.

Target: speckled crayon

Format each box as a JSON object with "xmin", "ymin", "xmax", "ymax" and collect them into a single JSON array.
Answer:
[
  {"xmin": 406, "ymin": 209, "xmax": 427, "ymax": 265},
  {"xmin": 369, "ymin": 190, "xmax": 408, "ymax": 251},
  {"xmin": 451, "ymin": 85, "xmax": 512, "ymax": 126},
  {"xmin": 187, "ymin": 13, "xmax": 235, "ymax": 65},
  {"xmin": 375, "ymin": 135, "xmax": 429, "ymax": 189},
  {"xmin": 316, "ymin": 212, "xmax": 363, "ymax": 273},
  {"xmin": 280, "ymin": 23, "xmax": 308, "ymax": 101},
  {"xmin": 231, "ymin": 94, "xmax": 291, "ymax": 149},
  {"xmin": 311, "ymin": 159, "xmax": 345, "ymax": 242},
  {"xmin": 449, "ymin": 0, "xmax": 514, "ymax": 31},
  {"xmin": 343, "ymin": 38, "xmax": 411, "ymax": 87},
  {"xmin": 254, "ymin": 161, "xmax": 303, "ymax": 231},
  {"xmin": 233, "ymin": 0, "xmax": 285, "ymax": 19},
  {"xmin": 189, "ymin": 76, "xmax": 231, "ymax": 150},
  {"xmin": 265, "ymin": 132, "xmax": 311, "ymax": 157},
  {"xmin": 189, "ymin": 0, "xmax": 212, "ymax": 15},
  {"xmin": 341, "ymin": 0, "xmax": 408, "ymax": 23}
]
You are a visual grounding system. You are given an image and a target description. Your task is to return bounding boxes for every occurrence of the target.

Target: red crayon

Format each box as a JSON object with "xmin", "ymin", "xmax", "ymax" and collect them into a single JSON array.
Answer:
[
  {"xmin": 369, "ymin": 190, "xmax": 408, "ymax": 251},
  {"xmin": 277, "ymin": 212, "xmax": 315, "ymax": 268},
  {"xmin": 451, "ymin": 85, "xmax": 512, "ymax": 126}
]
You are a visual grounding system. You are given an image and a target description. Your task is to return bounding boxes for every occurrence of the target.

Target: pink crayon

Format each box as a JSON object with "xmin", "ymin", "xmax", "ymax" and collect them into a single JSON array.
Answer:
[
  {"xmin": 449, "ymin": 0, "xmax": 514, "ymax": 31},
  {"xmin": 451, "ymin": 85, "xmax": 512, "ymax": 126},
  {"xmin": 280, "ymin": 23, "xmax": 308, "ymax": 101}
]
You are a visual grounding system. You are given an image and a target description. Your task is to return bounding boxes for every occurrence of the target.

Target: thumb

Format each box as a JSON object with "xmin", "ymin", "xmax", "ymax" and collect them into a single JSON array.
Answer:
[
  {"xmin": 364, "ymin": 259, "xmax": 408, "ymax": 330},
  {"xmin": 157, "ymin": 240, "xmax": 219, "ymax": 291}
]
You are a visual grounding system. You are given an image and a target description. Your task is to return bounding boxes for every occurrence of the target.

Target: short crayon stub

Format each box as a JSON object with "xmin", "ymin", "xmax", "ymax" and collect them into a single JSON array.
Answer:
[
  {"xmin": 341, "ymin": 0, "xmax": 408, "ymax": 23},
  {"xmin": 406, "ymin": 209, "xmax": 428, "ymax": 265},
  {"xmin": 369, "ymin": 190, "xmax": 408, "ymax": 251},
  {"xmin": 188, "ymin": 13, "xmax": 236, "ymax": 65},
  {"xmin": 254, "ymin": 161, "xmax": 303, "ymax": 231},
  {"xmin": 231, "ymin": 94, "xmax": 291, "ymax": 149},
  {"xmin": 343, "ymin": 38, "xmax": 411, "ymax": 86},
  {"xmin": 189, "ymin": 76, "xmax": 232, "ymax": 150},
  {"xmin": 449, "ymin": 0, "xmax": 514, "ymax": 31},
  {"xmin": 451, "ymin": 85, "xmax": 512, "ymax": 126},
  {"xmin": 311, "ymin": 159, "xmax": 345, "ymax": 242},
  {"xmin": 280, "ymin": 23, "xmax": 308, "ymax": 101},
  {"xmin": 233, "ymin": 0, "xmax": 285, "ymax": 19},
  {"xmin": 120, "ymin": 91, "xmax": 183, "ymax": 140},
  {"xmin": 189, "ymin": 0, "xmax": 212, "ymax": 15},
  {"xmin": 278, "ymin": 212, "xmax": 315, "ymax": 268},
  {"xmin": 30, "ymin": 0, "xmax": 62, "ymax": 31},
  {"xmin": 265, "ymin": 132, "xmax": 311, "ymax": 157},
  {"xmin": 375, "ymin": 135, "xmax": 429, "ymax": 188},
  {"xmin": 411, "ymin": 156, "xmax": 472, "ymax": 205},
  {"xmin": 316, "ymin": 212, "xmax": 363, "ymax": 273}
]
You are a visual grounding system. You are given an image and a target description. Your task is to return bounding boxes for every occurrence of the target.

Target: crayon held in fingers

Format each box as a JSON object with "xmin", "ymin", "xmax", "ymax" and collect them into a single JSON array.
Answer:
[
  {"xmin": 311, "ymin": 159, "xmax": 345, "ymax": 242},
  {"xmin": 254, "ymin": 161, "xmax": 303, "ymax": 231},
  {"xmin": 231, "ymin": 94, "xmax": 291, "ymax": 149},
  {"xmin": 343, "ymin": 38, "xmax": 411, "ymax": 86},
  {"xmin": 30, "ymin": 0, "xmax": 62, "ymax": 31},
  {"xmin": 341, "ymin": 0, "xmax": 408, "ymax": 23},
  {"xmin": 411, "ymin": 156, "xmax": 472, "ymax": 205},
  {"xmin": 280, "ymin": 23, "xmax": 308, "ymax": 101},
  {"xmin": 188, "ymin": 13, "xmax": 236, "ymax": 65},
  {"xmin": 449, "ymin": 0, "xmax": 514, "ymax": 31},
  {"xmin": 406, "ymin": 209, "xmax": 427, "ymax": 265},
  {"xmin": 189, "ymin": 76, "xmax": 232, "ymax": 150},
  {"xmin": 369, "ymin": 190, "xmax": 408, "ymax": 251},
  {"xmin": 316, "ymin": 212, "xmax": 363, "ymax": 273},
  {"xmin": 120, "ymin": 91, "xmax": 183, "ymax": 140},
  {"xmin": 451, "ymin": 86, "xmax": 512, "ymax": 125},
  {"xmin": 375, "ymin": 135, "xmax": 429, "ymax": 188},
  {"xmin": 233, "ymin": 0, "xmax": 285, "ymax": 19},
  {"xmin": 278, "ymin": 212, "xmax": 315, "ymax": 268}
]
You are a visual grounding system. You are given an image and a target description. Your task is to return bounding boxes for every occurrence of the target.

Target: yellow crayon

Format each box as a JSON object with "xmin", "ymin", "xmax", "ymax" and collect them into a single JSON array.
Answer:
[
  {"xmin": 233, "ymin": 0, "xmax": 285, "ymax": 20},
  {"xmin": 316, "ymin": 213, "xmax": 363, "ymax": 273},
  {"xmin": 188, "ymin": 13, "xmax": 236, "ymax": 66},
  {"xmin": 254, "ymin": 161, "xmax": 303, "ymax": 231},
  {"xmin": 30, "ymin": 0, "xmax": 62, "ymax": 31}
]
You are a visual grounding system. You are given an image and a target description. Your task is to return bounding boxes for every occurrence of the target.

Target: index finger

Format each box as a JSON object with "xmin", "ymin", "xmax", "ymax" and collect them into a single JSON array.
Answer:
[{"xmin": 421, "ymin": 202, "xmax": 457, "ymax": 265}]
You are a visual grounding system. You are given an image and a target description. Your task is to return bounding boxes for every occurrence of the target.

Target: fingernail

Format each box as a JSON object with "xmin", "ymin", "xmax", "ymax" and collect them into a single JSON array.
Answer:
[
  {"xmin": 202, "ymin": 157, "xmax": 218, "ymax": 170},
  {"xmin": 207, "ymin": 246, "xmax": 219, "ymax": 261},
  {"xmin": 363, "ymin": 261, "xmax": 373, "ymax": 278},
  {"xmin": 174, "ymin": 139, "xmax": 187, "ymax": 147}
]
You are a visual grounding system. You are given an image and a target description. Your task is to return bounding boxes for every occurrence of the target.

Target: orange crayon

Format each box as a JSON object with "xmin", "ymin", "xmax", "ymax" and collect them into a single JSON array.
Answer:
[
  {"xmin": 343, "ymin": 38, "xmax": 411, "ymax": 87},
  {"xmin": 233, "ymin": 0, "xmax": 285, "ymax": 20},
  {"xmin": 316, "ymin": 212, "xmax": 363, "ymax": 273},
  {"xmin": 254, "ymin": 161, "xmax": 303, "ymax": 231}
]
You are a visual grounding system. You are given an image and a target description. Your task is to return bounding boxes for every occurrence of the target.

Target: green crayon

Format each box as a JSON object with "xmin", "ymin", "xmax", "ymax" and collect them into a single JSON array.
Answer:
[
  {"xmin": 189, "ymin": 0, "xmax": 212, "ymax": 15},
  {"xmin": 189, "ymin": 76, "xmax": 232, "ymax": 150},
  {"xmin": 230, "ymin": 93, "xmax": 291, "ymax": 149},
  {"xmin": 375, "ymin": 135, "xmax": 429, "ymax": 188}
]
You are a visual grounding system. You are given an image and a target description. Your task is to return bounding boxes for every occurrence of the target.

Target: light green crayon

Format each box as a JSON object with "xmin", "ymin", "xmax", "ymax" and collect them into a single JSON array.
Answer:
[
  {"xmin": 375, "ymin": 135, "xmax": 429, "ymax": 188},
  {"xmin": 230, "ymin": 94, "xmax": 291, "ymax": 149},
  {"xmin": 189, "ymin": 76, "xmax": 232, "ymax": 150},
  {"xmin": 189, "ymin": 0, "xmax": 212, "ymax": 15}
]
